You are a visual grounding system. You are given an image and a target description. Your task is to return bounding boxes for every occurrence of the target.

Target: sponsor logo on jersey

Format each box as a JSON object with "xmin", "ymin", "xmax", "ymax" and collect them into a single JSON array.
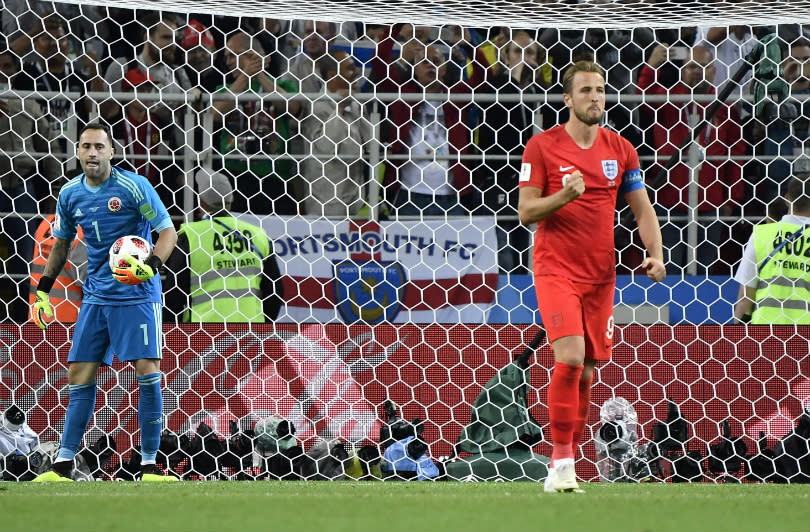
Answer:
[
  {"xmin": 108, "ymin": 197, "xmax": 122, "ymax": 212},
  {"xmin": 74, "ymin": 208, "xmax": 83, "ymax": 217},
  {"xmin": 559, "ymin": 165, "xmax": 575, "ymax": 172},
  {"xmin": 601, "ymin": 160, "xmax": 618, "ymax": 180},
  {"xmin": 519, "ymin": 163, "xmax": 531, "ymax": 182},
  {"xmin": 90, "ymin": 207, "xmax": 99, "ymax": 212}
]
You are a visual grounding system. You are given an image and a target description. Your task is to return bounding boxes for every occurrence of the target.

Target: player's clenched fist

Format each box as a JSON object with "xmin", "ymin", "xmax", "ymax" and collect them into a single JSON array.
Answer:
[
  {"xmin": 641, "ymin": 256, "xmax": 666, "ymax": 282},
  {"xmin": 561, "ymin": 170, "xmax": 585, "ymax": 202}
]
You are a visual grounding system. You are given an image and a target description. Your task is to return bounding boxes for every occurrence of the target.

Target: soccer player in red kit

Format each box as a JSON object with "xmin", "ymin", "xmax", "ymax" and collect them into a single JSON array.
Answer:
[{"xmin": 518, "ymin": 61, "xmax": 666, "ymax": 493}]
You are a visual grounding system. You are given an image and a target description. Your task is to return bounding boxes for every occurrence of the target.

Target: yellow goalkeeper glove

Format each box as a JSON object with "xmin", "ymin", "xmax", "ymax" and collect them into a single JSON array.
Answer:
[
  {"xmin": 31, "ymin": 290, "xmax": 53, "ymax": 330},
  {"xmin": 112, "ymin": 255, "xmax": 162, "ymax": 285}
]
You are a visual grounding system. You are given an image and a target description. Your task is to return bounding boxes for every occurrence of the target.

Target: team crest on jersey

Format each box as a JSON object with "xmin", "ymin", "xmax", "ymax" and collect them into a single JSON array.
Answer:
[
  {"xmin": 108, "ymin": 197, "xmax": 122, "ymax": 212},
  {"xmin": 601, "ymin": 160, "xmax": 618, "ymax": 180}
]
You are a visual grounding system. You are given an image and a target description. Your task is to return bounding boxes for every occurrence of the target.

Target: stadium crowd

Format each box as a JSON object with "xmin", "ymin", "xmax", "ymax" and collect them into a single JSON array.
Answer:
[{"xmin": 1, "ymin": 2, "xmax": 810, "ymax": 321}]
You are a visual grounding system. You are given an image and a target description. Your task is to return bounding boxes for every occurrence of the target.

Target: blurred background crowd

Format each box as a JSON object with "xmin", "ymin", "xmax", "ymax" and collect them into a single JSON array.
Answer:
[{"xmin": 2, "ymin": 1, "xmax": 810, "ymax": 321}]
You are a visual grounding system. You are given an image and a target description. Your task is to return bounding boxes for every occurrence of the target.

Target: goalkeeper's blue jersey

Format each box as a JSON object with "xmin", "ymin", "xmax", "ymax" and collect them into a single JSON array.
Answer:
[{"xmin": 53, "ymin": 166, "xmax": 173, "ymax": 305}]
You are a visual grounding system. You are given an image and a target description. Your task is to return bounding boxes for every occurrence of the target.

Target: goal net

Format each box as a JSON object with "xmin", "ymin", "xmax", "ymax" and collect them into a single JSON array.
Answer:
[{"xmin": 0, "ymin": 0, "xmax": 807, "ymax": 482}]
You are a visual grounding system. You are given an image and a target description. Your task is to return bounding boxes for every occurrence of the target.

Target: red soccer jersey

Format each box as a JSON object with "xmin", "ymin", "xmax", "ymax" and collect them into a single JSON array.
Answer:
[{"xmin": 519, "ymin": 125, "xmax": 643, "ymax": 284}]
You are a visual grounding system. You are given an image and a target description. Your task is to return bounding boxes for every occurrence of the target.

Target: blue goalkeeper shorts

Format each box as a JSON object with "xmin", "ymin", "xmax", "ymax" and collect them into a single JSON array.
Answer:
[{"xmin": 68, "ymin": 302, "xmax": 163, "ymax": 365}]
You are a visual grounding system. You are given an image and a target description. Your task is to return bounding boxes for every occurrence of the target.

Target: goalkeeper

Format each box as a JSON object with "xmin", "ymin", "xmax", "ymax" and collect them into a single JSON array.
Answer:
[
  {"xmin": 518, "ymin": 61, "xmax": 665, "ymax": 493},
  {"xmin": 30, "ymin": 123, "xmax": 178, "ymax": 482}
]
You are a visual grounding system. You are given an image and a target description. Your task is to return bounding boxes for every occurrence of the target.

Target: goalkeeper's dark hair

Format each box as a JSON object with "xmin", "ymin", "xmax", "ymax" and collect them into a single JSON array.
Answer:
[
  {"xmin": 787, "ymin": 176, "xmax": 810, "ymax": 213},
  {"xmin": 78, "ymin": 122, "xmax": 114, "ymax": 146},
  {"xmin": 561, "ymin": 60, "xmax": 605, "ymax": 95}
]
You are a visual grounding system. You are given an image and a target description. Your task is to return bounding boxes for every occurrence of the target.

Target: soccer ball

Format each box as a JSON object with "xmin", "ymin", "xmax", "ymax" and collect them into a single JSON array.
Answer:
[{"xmin": 109, "ymin": 235, "xmax": 151, "ymax": 271}]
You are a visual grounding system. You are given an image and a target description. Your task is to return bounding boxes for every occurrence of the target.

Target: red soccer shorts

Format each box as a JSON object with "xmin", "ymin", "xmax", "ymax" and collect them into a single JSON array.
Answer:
[{"xmin": 534, "ymin": 275, "xmax": 616, "ymax": 360}]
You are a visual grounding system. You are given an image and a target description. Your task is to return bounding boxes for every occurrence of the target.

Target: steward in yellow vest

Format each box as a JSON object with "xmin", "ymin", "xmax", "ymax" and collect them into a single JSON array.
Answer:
[
  {"xmin": 164, "ymin": 170, "xmax": 284, "ymax": 323},
  {"xmin": 734, "ymin": 176, "xmax": 810, "ymax": 324}
]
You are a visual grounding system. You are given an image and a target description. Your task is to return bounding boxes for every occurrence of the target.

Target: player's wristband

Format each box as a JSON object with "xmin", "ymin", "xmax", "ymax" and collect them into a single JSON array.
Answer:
[
  {"xmin": 145, "ymin": 255, "xmax": 163, "ymax": 273},
  {"xmin": 37, "ymin": 275, "xmax": 56, "ymax": 294}
]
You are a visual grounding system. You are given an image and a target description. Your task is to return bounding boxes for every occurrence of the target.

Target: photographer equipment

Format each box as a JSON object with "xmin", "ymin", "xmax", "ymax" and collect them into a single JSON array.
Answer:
[
  {"xmin": 252, "ymin": 415, "xmax": 304, "ymax": 480},
  {"xmin": 749, "ymin": 33, "xmax": 798, "ymax": 124},
  {"xmin": 344, "ymin": 444, "xmax": 383, "ymax": 480},
  {"xmin": 447, "ymin": 328, "xmax": 550, "ymax": 482},
  {"xmin": 379, "ymin": 400, "xmax": 424, "ymax": 450},
  {"xmin": 220, "ymin": 420, "xmax": 255, "ymax": 477},
  {"xmin": 78, "ymin": 434, "xmax": 117, "ymax": 479},
  {"xmin": 648, "ymin": 399, "xmax": 703, "ymax": 482},
  {"xmin": 0, "ymin": 406, "xmax": 41, "ymax": 481},
  {"xmin": 594, "ymin": 397, "xmax": 651, "ymax": 482},
  {"xmin": 182, "ymin": 421, "xmax": 226, "ymax": 479},
  {"xmin": 772, "ymin": 407, "xmax": 810, "ymax": 483},
  {"xmin": 744, "ymin": 430, "xmax": 777, "ymax": 483},
  {"xmin": 707, "ymin": 419, "xmax": 748, "ymax": 480},
  {"xmin": 381, "ymin": 435, "xmax": 440, "ymax": 480},
  {"xmin": 300, "ymin": 438, "xmax": 351, "ymax": 480}
]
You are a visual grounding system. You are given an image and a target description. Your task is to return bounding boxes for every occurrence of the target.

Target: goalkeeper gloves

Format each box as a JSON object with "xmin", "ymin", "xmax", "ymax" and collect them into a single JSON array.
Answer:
[
  {"xmin": 112, "ymin": 255, "xmax": 162, "ymax": 285},
  {"xmin": 31, "ymin": 290, "xmax": 53, "ymax": 331}
]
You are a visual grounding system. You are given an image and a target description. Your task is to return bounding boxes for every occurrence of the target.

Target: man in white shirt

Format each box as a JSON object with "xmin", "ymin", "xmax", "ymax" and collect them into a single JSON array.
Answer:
[{"xmin": 101, "ymin": 12, "xmax": 191, "ymax": 127}]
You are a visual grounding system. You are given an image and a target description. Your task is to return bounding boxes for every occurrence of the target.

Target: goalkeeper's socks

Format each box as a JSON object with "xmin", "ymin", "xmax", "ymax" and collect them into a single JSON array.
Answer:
[
  {"xmin": 57, "ymin": 382, "xmax": 97, "ymax": 461},
  {"xmin": 548, "ymin": 361, "xmax": 583, "ymax": 462},
  {"xmin": 137, "ymin": 372, "xmax": 163, "ymax": 463},
  {"xmin": 571, "ymin": 374, "xmax": 594, "ymax": 453}
]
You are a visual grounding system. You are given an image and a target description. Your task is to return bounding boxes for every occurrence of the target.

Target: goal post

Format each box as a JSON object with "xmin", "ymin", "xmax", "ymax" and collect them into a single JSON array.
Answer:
[{"xmin": 0, "ymin": 0, "xmax": 808, "ymax": 482}]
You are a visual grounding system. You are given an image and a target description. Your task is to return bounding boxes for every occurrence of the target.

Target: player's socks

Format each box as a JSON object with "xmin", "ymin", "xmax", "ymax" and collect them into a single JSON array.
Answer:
[
  {"xmin": 57, "ymin": 382, "xmax": 97, "ymax": 461},
  {"xmin": 571, "ymin": 374, "xmax": 594, "ymax": 454},
  {"xmin": 548, "ymin": 361, "xmax": 583, "ymax": 462},
  {"xmin": 137, "ymin": 372, "xmax": 163, "ymax": 462}
]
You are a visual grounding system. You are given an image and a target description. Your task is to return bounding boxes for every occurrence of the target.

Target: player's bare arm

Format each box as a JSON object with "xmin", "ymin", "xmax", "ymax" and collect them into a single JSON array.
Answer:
[
  {"xmin": 518, "ymin": 170, "xmax": 585, "ymax": 225},
  {"xmin": 42, "ymin": 237, "xmax": 72, "ymax": 279},
  {"xmin": 624, "ymin": 187, "xmax": 665, "ymax": 282},
  {"xmin": 151, "ymin": 225, "xmax": 179, "ymax": 263}
]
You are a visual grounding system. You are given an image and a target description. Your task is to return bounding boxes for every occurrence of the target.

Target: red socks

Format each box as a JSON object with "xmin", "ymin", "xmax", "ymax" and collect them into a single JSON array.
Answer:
[
  {"xmin": 571, "ymin": 374, "xmax": 593, "ymax": 454},
  {"xmin": 548, "ymin": 361, "xmax": 583, "ymax": 462}
]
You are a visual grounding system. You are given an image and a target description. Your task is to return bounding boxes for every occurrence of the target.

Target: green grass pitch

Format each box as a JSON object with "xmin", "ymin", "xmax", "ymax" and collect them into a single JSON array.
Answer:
[{"xmin": 0, "ymin": 481, "xmax": 807, "ymax": 531}]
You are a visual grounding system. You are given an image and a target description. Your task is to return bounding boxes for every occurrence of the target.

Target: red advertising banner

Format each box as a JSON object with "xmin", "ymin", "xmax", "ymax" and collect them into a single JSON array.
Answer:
[{"xmin": 1, "ymin": 324, "xmax": 807, "ymax": 480}]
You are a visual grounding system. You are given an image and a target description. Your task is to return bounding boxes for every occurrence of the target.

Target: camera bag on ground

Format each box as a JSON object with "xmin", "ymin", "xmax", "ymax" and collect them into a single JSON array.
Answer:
[{"xmin": 446, "ymin": 350, "xmax": 549, "ymax": 481}]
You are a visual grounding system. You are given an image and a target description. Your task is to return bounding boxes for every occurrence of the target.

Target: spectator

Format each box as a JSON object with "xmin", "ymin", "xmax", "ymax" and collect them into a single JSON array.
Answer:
[
  {"xmin": 693, "ymin": 26, "xmax": 755, "ymax": 114},
  {"xmin": 282, "ymin": 20, "xmax": 336, "ymax": 95},
  {"xmin": 475, "ymin": 30, "xmax": 547, "ymax": 274},
  {"xmin": 370, "ymin": 24, "xmax": 487, "ymax": 216},
  {"xmin": 637, "ymin": 44, "xmax": 746, "ymax": 274},
  {"xmin": 164, "ymin": 169, "xmax": 284, "ymax": 323},
  {"xmin": 12, "ymin": 14, "xmax": 102, "ymax": 199},
  {"xmin": 299, "ymin": 49, "xmax": 372, "ymax": 217},
  {"xmin": 212, "ymin": 30, "xmax": 300, "ymax": 215},
  {"xmin": 101, "ymin": 11, "xmax": 191, "ymax": 129},
  {"xmin": 0, "ymin": 48, "xmax": 61, "ymax": 321},
  {"xmin": 1, "ymin": 0, "xmax": 104, "ymax": 60},
  {"xmin": 29, "ymin": 214, "xmax": 87, "ymax": 322},
  {"xmin": 180, "ymin": 19, "xmax": 222, "ymax": 93},
  {"xmin": 112, "ymin": 67, "xmax": 183, "ymax": 216},
  {"xmin": 733, "ymin": 173, "xmax": 810, "ymax": 324},
  {"xmin": 759, "ymin": 38, "xmax": 810, "ymax": 219}
]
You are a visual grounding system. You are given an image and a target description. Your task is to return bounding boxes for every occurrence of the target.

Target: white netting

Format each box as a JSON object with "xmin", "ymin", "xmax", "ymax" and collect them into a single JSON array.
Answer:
[
  {"xmin": 41, "ymin": 0, "xmax": 810, "ymax": 30},
  {"xmin": 0, "ymin": 0, "xmax": 808, "ymax": 482}
]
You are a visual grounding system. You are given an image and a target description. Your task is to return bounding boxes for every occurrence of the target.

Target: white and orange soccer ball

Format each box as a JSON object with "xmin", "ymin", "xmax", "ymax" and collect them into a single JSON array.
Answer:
[{"xmin": 108, "ymin": 235, "xmax": 151, "ymax": 271}]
